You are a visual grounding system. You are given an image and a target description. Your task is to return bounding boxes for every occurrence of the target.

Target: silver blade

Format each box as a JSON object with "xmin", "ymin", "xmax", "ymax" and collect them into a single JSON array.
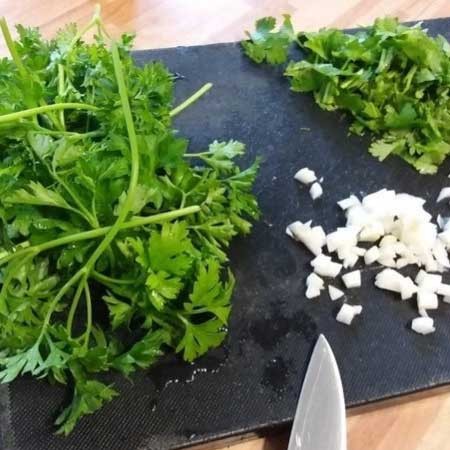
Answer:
[{"xmin": 287, "ymin": 334, "xmax": 346, "ymax": 450}]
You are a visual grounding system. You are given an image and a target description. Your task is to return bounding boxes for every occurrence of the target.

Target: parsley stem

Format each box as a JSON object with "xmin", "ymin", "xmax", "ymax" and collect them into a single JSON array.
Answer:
[
  {"xmin": 38, "ymin": 269, "xmax": 86, "ymax": 343},
  {"xmin": 83, "ymin": 283, "xmax": 92, "ymax": 349},
  {"xmin": 92, "ymin": 271, "xmax": 137, "ymax": 285},
  {"xmin": 169, "ymin": 82, "xmax": 213, "ymax": 118},
  {"xmin": 176, "ymin": 313, "xmax": 189, "ymax": 326},
  {"xmin": 32, "ymin": 127, "xmax": 103, "ymax": 139},
  {"xmin": 68, "ymin": 4, "xmax": 102, "ymax": 50},
  {"xmin": 402, "ymin": 65, "xmax": 417, "ymax": 94},
  {"xmin": 0, "ymin": 103, "xmax": 99, "ymax": 123},
  {"xmin": 0, "ymin": 206, "xmax": 201, "ymax": 267},
  {"xmin": 152, "ymin": 315, "xmax": 176, "ymax": 331},
  {"xmin": 57, "ymin": 64, "xmax": 66, "ymax": 129},
  {"xmin": 66, "ymin": 278, "xmax": 86, "ymax": 336},
  {"xmin": 123, "ymin": 207, "xmax": 200, "ymax": 227},
  {"xmin": 183, "ymin": 152, "xmax": 208, "ymax": 157},
  {"xmin": 180, "ymin": 193, "xmax": 187, "ymax": 208},
  {"xmin": 183, "ymin": 307, "xmax": 210, "ymax": 315},
  {"xmin": 0, "ymin": 18, "xmax": 27, "ymax": 78}
]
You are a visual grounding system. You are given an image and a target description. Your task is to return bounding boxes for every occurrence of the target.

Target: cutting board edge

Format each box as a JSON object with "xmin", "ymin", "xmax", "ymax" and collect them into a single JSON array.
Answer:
[{"xmin": 175, "ymin": 382, "xmax": 450, "ymax": 450}]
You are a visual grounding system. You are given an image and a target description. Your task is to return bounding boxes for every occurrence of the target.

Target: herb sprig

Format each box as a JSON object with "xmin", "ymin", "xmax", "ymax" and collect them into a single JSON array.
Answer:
[{"xmin": 0, "ymin": 8, "xmax": 259, "ymax": 433}]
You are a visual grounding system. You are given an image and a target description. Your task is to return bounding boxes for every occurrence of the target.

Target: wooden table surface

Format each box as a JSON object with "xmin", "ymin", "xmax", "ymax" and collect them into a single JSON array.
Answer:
[{"xmin": 2, "ymin": 1, "xmax": 450, "ymax": 449}]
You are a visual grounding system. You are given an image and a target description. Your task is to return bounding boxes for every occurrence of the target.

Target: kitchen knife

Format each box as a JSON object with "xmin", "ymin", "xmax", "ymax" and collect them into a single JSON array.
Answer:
[{"xmin": 287, "ymin": 334, "xmax": 346, "ymax": 450}]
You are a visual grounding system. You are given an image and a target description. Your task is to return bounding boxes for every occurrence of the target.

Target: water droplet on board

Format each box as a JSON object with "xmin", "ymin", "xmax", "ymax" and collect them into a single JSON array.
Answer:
[
  {"xmin": 261, "ymin": 356, "xmax": 289, "ymax": 394},
  {"xmin": 149, "ymin": 399, "xmax": 157, "ymax": 413},
  {"xmin": 182, "ymin": 429, "xmax": 197, "ymax": 440},
  {"xmin": 148, "ymin": 347, "xmax": 228, "ymax": 391},
  {"xmin": 248, "ymin": 307, "xmax": 317, "ymax": 350}
]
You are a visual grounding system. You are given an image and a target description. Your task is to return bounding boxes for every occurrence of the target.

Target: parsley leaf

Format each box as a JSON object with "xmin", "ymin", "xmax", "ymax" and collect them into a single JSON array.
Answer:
[
  {"xmin": 103, "ymin": 294, "xmax": 133, "ymax": 330},
  {"xmin": 112, "ymin": 329, "xmax": 170, "ymax": 376},
  {"xmin": 175, "ymin": 260, "xmax": 234, "ymax": 362},
  {"xmin": 148, "ymin": 221, "xmax": 196, "ymax": 276},
  {"xmin": 186, "ymin": 259, "xmax": 234, "ymax": 324},
  {"xmin": 55, "ymin": 378, "xmax": 118, "ymax": 435},
  {"xmin": 6, "ymin": 181, "xmax": 72, "ymax": 210},
  {"xmin": 176, "ymin": 319, "xmax": 226, "ymax": 362},
  {"xmin": 194, "ymin": 140, "xmax": 246, "ymax": 172},
  {"xmin": 242, "ymin": 15, "xmax": 295, "ymax": 65}
]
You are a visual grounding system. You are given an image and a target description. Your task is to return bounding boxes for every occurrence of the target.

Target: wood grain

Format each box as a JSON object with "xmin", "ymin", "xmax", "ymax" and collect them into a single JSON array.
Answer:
[
  {"xmin": 1, "ymin": 1, "xmax": 450, "ymax": 449},
  {"xmin": 1, "ymin": 0, "xmax": 450, "ymax": 52}
]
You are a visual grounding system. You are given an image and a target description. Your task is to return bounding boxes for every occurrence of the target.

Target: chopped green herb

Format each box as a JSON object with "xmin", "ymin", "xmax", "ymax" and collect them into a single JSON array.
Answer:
[{"xmin": 243, "ymin": 15, "xmax": 450, "ymax": 174}]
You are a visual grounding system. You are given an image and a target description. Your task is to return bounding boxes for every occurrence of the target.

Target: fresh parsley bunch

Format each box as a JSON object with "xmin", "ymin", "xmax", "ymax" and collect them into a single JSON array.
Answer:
[
  {"xmin": 243, "ymin": 16, "xmax": 450, "ymax": 174},
  {"xmin": 0, "ymin": 8, "xmax": 259, "ymax": 434}
]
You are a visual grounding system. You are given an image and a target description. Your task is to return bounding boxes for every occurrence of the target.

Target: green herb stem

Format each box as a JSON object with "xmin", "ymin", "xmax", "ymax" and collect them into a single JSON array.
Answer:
[
  {"xmin": 83, "ymin": 283, "xmax": 92, "ymax": 349},
  {"xmin": 68, "ymin": 4, "xmax": 102, "ymax": 49},
  {"xmin": 57, "ymin": 64, "xmax": 66, "ymax": 129},
  {"xmin": 402, "ymin": 65, "xmax": 418, "ymax": 94},
  {"xmin": 0, "ymin": 18, "xmax": 26, "ymax": 78},
  {"xmin": 66, "ymin": 278, "xmax": 86, "ymax": 336},
  {"xmin": 0, "ymin": 205, "xmax": 200, "ymax": 267},
  {"xmin": 0, "ymin": 103, "xmax": 99, "ymax": 124},
  {"xmin": 169, "ymin": 82, "xmax": 213, "ymax": 117},
  {"xmin": 125, "ymin": 208, "xmax": 199, "ymax": 227},
  {"xmin": 176, "ymin": 313, "xmax": 189, "ymax": 326},
  {"xmin": 32, "ymin": 127, "xmax": 103, "ymax": 139},
  {"xmin": 183, "ymin": 152, "xmax": 208, "ymax": 158},
  {"xmin": 38, "ymin": 269, "xmax": 86, "ymax": 343},
  {"xmin": 92, "ymin": 271, "xmax": 137, "ymax": 285}
]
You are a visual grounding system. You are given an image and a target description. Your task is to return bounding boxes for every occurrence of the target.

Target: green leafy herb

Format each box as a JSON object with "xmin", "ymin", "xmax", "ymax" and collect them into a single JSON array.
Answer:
[
  {"xmin": 243, "ymin": 15, "xmax": 450, "ymax": 174},
  {"xmin": 242, "ymin": 15, "xmax": 295, "ymax": 65},
  {"xmin": 0, "ymin": 7, "xmax": 259, "ymax": 433},
  {"xmin": 55, "ymin": 377, "xmax": 118, "ymax": 435}
]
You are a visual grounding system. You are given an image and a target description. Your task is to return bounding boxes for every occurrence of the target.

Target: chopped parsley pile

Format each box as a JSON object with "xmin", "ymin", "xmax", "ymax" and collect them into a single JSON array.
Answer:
[
  {"xmin": 0, "ymin": 9, "xmax": 259, "ymax": 433},
  {"xmin": 243, "ymin": 16, "xmax": 450, "ymax": 174}
]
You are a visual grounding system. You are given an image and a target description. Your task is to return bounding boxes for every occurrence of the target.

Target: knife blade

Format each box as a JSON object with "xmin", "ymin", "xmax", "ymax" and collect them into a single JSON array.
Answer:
[{"xmin": 287, "ymin": 334, "xmax": 346, "ymax": 450}]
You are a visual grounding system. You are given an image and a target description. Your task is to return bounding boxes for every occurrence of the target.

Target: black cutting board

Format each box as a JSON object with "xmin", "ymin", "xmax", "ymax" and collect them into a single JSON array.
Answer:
[{"xmin": 2, "ymin": 16, "xmax": 450, "ymax": 450}]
